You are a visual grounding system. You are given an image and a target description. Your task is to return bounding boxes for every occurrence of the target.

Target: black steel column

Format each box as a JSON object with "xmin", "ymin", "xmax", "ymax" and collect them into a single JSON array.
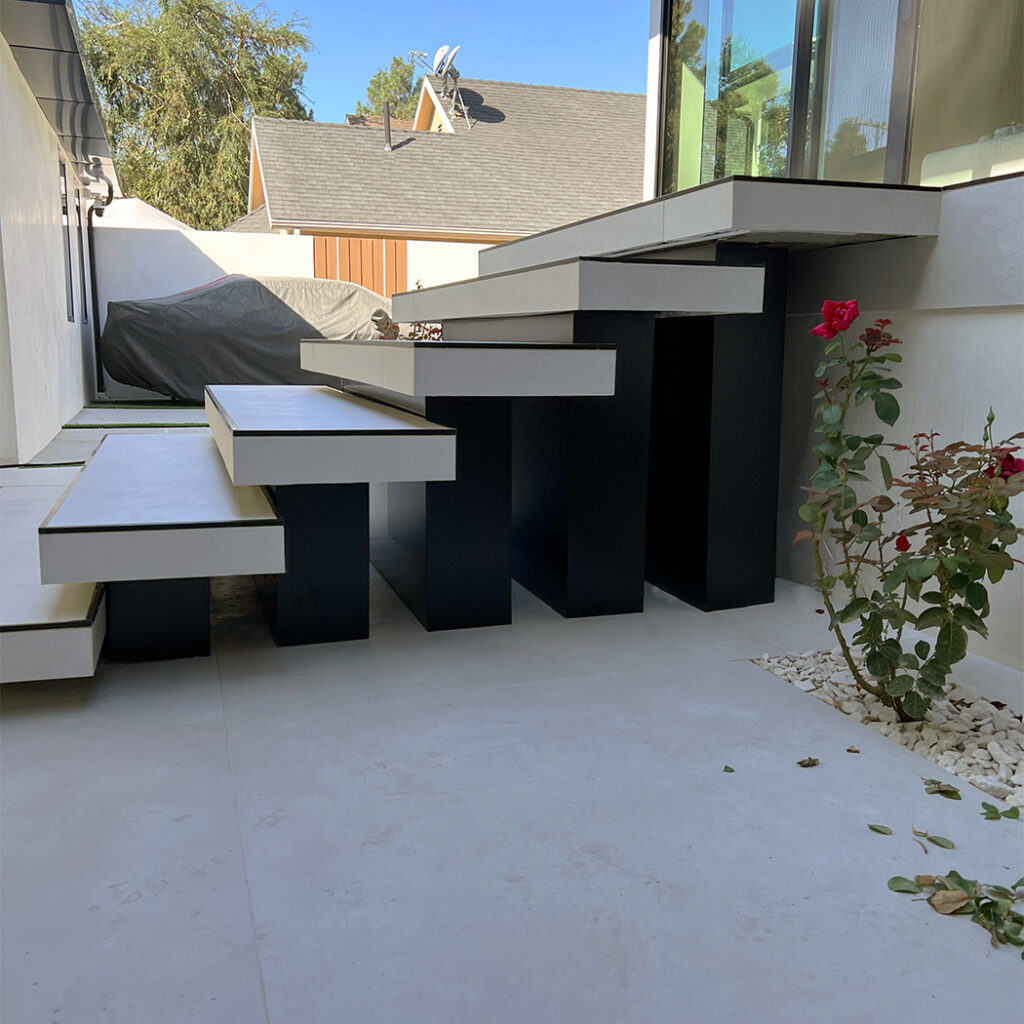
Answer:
[
  {"xmin": 374, "ymin": 398, "xmax": 512, "ymax": 631},
  {"xmin": 646, "ymin": 244, "xmax": 788, "ymax": 610},
  {"xmin": 260, "ymin": 483, "xmax": 369, "ymax": 645},
  {"xmin": 510, "ymin": 312, "xmax": 656, "ymax": 618},
  {"xmin": 104, "ymin": 577, "xmax": 211, "ymax": 660}
]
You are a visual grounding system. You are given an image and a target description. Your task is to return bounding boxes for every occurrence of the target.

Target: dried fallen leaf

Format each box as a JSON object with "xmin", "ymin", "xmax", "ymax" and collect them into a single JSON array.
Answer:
[
  {"xmin": 797, "ymin": 757, "xmax": 820, "ymax": 768},
  {"xmin": 846, "ymin": 746, "xmax": 860, "ymax": 754},
  {"xmin": 922, "ymin": 778, "xmax": 962, "ymax": 800},
  {"xmin": 868, "ymin": 824, "xmax": 892, "ymax": 835},
  {"xmin": 915, "ymin": 875, "xmax": 939, "ymax": 887},
  {"xmin": 928, "ymin": 889, "xmax": 971, "ymax": 914}
]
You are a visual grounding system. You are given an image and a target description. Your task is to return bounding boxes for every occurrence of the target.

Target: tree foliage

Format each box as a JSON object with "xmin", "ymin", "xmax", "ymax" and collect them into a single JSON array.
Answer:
[
  {"xmin": 354, "ymin": 56, "xmax": 423, "ymax": 120},
  {"xmin": 80, "ymin": 0, "xmax": 312, "ymax": 229}
]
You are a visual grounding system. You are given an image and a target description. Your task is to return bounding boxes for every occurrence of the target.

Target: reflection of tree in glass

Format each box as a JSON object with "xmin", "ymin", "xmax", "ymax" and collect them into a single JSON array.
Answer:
[
  {"xmin": 827, "ymin": 117, "xmax": 870, "ymax": 159},
  {"xmin": 660, "ymin": 2, "xmax": 708, "ymax": 193},
  {"xmin": 704, "ymin": 35, "xmax": 789, "ymax": 180}
]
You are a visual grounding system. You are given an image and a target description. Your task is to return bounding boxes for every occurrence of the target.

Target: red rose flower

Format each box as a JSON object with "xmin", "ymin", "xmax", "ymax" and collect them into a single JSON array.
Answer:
[
  {"xmin": 810, "ymin": 299, "xmax": 860, "ymax": 339},
  {"xmin": 986, "ymin": 450, "xmax": 1024, "ymax": 479},
  {"xmin": 895, "ymin": 533, "xmax": 911, "ymax": 552}
]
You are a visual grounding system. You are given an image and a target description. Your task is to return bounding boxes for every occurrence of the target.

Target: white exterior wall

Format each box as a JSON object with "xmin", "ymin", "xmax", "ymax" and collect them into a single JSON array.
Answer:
[
  {"xmin": 777, "ymin": 176, "xmax": 1024, "ymax": 670},
  {"xmin": 405, "ymin": 241, "xmax": 487, "ymax": 291},
  {"xmin": 94, "ymin": 217, "xmax": 314, "ymax": 330},
  {"xmin": 0, "ymin": 37, "xmax": 92, "ymax": 463}
]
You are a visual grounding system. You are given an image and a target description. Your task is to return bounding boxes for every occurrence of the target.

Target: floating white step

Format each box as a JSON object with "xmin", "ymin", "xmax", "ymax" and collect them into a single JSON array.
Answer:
[
  {"xmin": 205, "ymin": 385, "xmax": 457, "ymax": 486},
  {"xmin": 0, "ymin": 468, "xmax": 104, "ymax": 683},
  {"xmin": 390, "ymin": 258, "xmax": 765, "ymax": 324},
  {"xmin": 300, "ymin": 339, "xmax": 617, "ymax": 398},
  {"xmin": 38, "ymin": 435, "xmax": 284, "ymax": 585},
  {"xmin": 478, "ymin": 177, "xmax": 943, "ymax": 275}
]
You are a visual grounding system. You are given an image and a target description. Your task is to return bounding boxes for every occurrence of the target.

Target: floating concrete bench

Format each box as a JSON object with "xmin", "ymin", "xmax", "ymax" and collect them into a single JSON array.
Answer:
[
  {"xmin": 38, "ymin": 434, "xmax": 284, "ymax": 660},
  {"xmin": 300, "ymin": 339, "xmax": 617, "ymax": 631},
  {"xmin": 1, "ymin": 467, "xmax": 105, "ymax": 683},
  {"xmin": 205, "ymin": 385, "xmax": 456, "ymax": 644}
]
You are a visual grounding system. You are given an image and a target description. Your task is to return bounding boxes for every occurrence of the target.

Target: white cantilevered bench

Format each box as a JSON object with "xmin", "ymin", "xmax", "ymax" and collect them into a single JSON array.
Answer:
[
  {"xmin": 204, "ymin": 385, "xmax": 456, "ymax": 645},
  {"xmin": 38, "ymin": 434, "xmax": 284, "ymax": 660},
  {"xmin": 300, "ymin": 338, "xmax": 617, "ymax": 631}
]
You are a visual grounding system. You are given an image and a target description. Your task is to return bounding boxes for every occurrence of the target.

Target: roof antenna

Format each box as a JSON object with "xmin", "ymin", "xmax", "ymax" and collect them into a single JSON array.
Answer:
[
  {"xmin": 410, "ymin": 46, "xmax": 473, "ymax": 129},
  {"xmin": 383, "ymin": 100, "xmax": 393, "ymax": 152}
]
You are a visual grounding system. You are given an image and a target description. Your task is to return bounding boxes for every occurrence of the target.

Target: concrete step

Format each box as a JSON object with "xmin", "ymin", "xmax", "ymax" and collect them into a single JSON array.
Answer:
[
  {"xmin": 390, "ymin": 258, "xmax": 765, "ymax": 324},
  {"xmin": 0, "ymin": 468, "xmax": 104, "ymax": 683},
  {"xmin": 38, "ymin": 434, "xmax": 284, "ymax": 585},
  {"xmin": 204, "ymin": 385, "xmax": 457, "ymax": 486},
  {"xmin": 300, "ymin": 339, "xmax": 616, "ymax": 398}
]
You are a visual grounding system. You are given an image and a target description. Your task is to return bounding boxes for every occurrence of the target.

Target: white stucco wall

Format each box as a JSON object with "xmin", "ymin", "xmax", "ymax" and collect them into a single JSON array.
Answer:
[
  {"xmin": 405, "ymin": 241, "xmax": 487, "ymax": 291},
  {"xmin": 777, "ymin": 176, "xmax": 1024, "ymax": 670},
  {"xmin": 0, "ymin": 37, "xmax": 92, "ymax": 463},
  {"xmin": 94, "ymin": 215, "xmax": 314, "ymax": 330}
]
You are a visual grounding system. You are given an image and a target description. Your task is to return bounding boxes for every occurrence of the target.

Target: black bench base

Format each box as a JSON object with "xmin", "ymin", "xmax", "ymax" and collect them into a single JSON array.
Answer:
[
  {"xmin": 374, "ymin": 398, "xmax": 512, "ymax": 631},
  {"xmin": 104, "ymin": 577, "xmax": 211, "ymax": 661},
  {"xmin": 260, "ymin": 483, "xmax": 370, "ymax": 646}
]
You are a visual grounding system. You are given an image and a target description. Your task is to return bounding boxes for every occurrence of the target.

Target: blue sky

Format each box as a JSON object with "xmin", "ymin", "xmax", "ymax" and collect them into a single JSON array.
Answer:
[{"xmin": 290, "ymin": 1, "xmax": 651, "ymax": 124}]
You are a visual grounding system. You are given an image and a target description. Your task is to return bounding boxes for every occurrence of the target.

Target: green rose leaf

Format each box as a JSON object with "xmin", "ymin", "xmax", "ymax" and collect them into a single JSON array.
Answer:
[
  {"xmin": 798, "ymin": 503, "xmax": 822, "ymax": 523},
  {"xmin": 836, "ymin": 597, "xmax": 870, "ymax": 623},
  {"xmin": 878, "ymin": 454, "xmax": 893, "ymax": 489},
  {"xmin": 914, "ymin": 640, "xmax": 930, "ymax": 660},
  {"xmin": 965, "ymin": 581, "xmax": 988, "ymax": 610},
  {"xmin": 874, "ymin": 393, "xmax": 900, "ymax": 426},
  {"xmin": 866, "ymin": 650, "xmax": 890, "ymax": 679},
  {"xmin": 888, "ymin": 876, "xmax": 923, "ymax": 894},
  {"xmin": 935, "ymin": 622, "xmax": 968, "ymax": 665},
  {"xmin": 887, "ymin": 675, "xmax": 915, "ymax": 697},
  {"xmin": 821, "ymin": 403, "xmax": 843, "ymax": 426},
  {"xmin": 915, "ymin": 606, "xmax": 949, "ymax": 630},
  {"xmin": 926, "ymin": 835, "xmax": 955, "ymax": 849},
  {"xmin": 902, "ymin": 691, "xmax": 928, "ymax": 719},
  {"xmin": 868, "ymin": 824, "xmax": 892, "ymax": 835}
]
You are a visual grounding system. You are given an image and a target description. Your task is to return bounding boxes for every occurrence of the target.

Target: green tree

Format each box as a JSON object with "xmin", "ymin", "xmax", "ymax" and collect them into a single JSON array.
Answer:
[
  {"xmin": 80, "ymin": 1, "xmax": 312, "ymax": 229},
  {"xmin": 354, "ymin": 56, "xmax": 423, "ymax": 120}
]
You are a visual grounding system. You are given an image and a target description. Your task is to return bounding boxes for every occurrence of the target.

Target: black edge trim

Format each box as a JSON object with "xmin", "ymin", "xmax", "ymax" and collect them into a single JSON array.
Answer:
[
  {"xmin": 0, "ymin": 582, "xmax": 104, "ymax": 633},
  {"xmin": 302, "ymin": 339, "xmax": 617, "ymax": 350},
  {"xmin": 40, "ymin": 518, "xmax": 283, "ymax": 535}
]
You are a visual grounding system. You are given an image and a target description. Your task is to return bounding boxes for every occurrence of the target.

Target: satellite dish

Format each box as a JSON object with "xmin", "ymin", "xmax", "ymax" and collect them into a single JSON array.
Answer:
[
  {"xmin": 439, "ymin": 45, "xmax": 460, "ymax": 77},
  {"xmin": 432, "ymin": 45, "xmax": 450, "ymax": 74}
]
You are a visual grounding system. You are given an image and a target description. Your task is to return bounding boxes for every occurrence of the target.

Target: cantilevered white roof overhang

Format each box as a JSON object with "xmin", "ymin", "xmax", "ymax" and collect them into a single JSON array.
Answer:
[{"xmin": 2, "ymin": 0, "xmax": 119, "ymax": 190}]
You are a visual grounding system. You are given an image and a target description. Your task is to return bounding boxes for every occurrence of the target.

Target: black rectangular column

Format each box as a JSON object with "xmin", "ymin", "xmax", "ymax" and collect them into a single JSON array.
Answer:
[
  {"xmin": 646, "ymin": 245, "xmax": 788, "ymax": 610},
  {"xmin": 260, "ymin": 483, "xmax": 369, "ymax": 645},
  {"xmin": 104, "ymin": 577, "xmax": 210, "ymax": 660},
  {"xmin": 373, "ymin": 398, "xmax": 512, "ymax": 631},
  {"xmin": 510, "ymin": 312, "xmax": 656, "ymax": 618}
]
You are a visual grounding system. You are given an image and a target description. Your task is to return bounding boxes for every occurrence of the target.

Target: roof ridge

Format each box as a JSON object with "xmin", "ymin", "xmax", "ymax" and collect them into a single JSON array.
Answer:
[{"xmin": 427, "ymin": 75, "xmax": 644, "ymax": 98}]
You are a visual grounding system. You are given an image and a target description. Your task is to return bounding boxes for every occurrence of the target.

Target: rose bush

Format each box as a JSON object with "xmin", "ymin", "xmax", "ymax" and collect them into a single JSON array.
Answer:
[{"xmin": 796, "ymin": 300, "xmax": 1023, "ymax": 720}]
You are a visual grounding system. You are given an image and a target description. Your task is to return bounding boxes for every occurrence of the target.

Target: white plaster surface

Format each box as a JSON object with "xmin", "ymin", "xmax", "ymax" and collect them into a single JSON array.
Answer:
[
  {"xmin": 1, "ymin": 577, "xmax": 1021, "ymax": 1022},
  {"xmin": 301, "ymin": 340, "xmax": 617, "ymax": 397},
  {"xmin": 0, "ymin": 38, "xmax": 92, "ymax": 462},
  {"xmin": 778, "ymin": 177, "xmax": 1024, "ymax": 671},
  {"xmin": 405, "ymin": 240, "xmax": 487, "ymax": 290}
]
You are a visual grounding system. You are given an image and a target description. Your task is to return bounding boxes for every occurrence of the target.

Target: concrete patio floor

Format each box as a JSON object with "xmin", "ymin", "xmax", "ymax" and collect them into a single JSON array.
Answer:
[{"xmin": 2, "ymin": 576, "xmax": 1022, "ymax": 1023}]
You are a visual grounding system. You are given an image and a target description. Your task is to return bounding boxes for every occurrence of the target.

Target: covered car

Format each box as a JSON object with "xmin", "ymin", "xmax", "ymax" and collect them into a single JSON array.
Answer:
[{"xmin": 100, "ymin": 275, "xmax": 388, "ymax": 401}]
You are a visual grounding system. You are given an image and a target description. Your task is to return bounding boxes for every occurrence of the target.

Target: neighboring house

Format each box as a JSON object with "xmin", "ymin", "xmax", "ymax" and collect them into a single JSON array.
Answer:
[
  {"xmin": 0, "ymin": 0, "xmax": 118, "ymax": 464},
  {"xmin": 226, "ymin": 76, "xmax": 645, "ymax": 294}
]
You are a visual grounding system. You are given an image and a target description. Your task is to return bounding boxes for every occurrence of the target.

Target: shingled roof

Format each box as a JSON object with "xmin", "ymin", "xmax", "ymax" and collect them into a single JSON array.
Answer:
[{"xmin": 231, "ymin": 78, "xmax": 644, "ymax": 240}]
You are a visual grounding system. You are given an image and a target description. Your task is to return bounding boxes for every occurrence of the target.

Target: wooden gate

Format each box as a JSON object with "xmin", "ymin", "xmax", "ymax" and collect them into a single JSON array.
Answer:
[{"xmin": 312, "ymin": 236, "xmax": 407, "ymax": 298}]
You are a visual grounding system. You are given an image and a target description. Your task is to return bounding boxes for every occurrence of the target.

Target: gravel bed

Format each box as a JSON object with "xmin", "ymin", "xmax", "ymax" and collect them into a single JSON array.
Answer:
[{"xmin": 754, "ymin": 648, "xmax": 1024, "ymax": 806}]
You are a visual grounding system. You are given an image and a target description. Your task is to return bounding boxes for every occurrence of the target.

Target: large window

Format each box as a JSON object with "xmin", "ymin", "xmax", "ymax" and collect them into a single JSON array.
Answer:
[
  {"xmin": 658, "ymin": 0, "xmax": 1024, "ymax": 193},
  {"xmin": 660, "ymin": 0, "xmax": 797, "ymax": 194}
]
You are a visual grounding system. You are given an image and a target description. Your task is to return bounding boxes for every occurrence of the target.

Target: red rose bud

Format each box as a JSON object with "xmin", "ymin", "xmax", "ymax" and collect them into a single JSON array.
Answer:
[{"xmin": 895, "ymin": 534, "xmax": 911, "ymax": 552}]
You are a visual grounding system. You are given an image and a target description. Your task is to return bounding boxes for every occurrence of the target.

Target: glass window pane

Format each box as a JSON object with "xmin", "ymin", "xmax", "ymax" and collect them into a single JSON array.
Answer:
[
  {"xmin": 661, "ymin": 1, "xmax": 712, "ymax": 195},
  {"xmin": 910, "ymin": 0, "xmax": 1024, "ymax": 186},
  {"xmin": 700, "ymin": 0, "xmax": 797, "ymax": 183},
  {"xmin": 811, "ymin": 0, "xmax": 899, "ymax": 183}
]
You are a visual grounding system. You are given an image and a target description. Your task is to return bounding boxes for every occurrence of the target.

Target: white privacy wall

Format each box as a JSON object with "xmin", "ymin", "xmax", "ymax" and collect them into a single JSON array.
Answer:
[
  {"xmin": 94, "ymin": 218, "xmax": 313, "ymax": 331},
  {"xmin": 406, "ymin": 241, "xmax": 487, "ymax": 291},
  {"xmin": 0, "ymin": 38, "xmax": 92, "ymax": 463},
  {"xmin": 777, "ymin": 175, "xmax": 1024, "ymax": 669}
]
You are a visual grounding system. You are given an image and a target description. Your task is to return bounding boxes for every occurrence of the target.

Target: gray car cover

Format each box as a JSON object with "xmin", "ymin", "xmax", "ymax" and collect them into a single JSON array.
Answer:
[{"xmin": 100, "ymin": 275, "xmax": 388, "ymax": 401}]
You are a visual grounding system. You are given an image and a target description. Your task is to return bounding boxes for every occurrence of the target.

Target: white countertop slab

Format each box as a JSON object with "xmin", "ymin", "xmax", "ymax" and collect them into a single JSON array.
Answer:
[
  {"xmin": 38, "ymin": 434, "xmax": 284, "ymax": 584},
  {"xmin": 300, "ymin": 340, "xmax": 617, "ymax": 397},
  {"xmin": 205, "ymin": 386, "xmax": 457, "ymax": 486},
  {"xmin": 390, "ymin": 258, "xmax": 765, "ymax": 324},
  {"xmin": 477, "ymin": 177, "xmax": 943, "ymax": 275}
]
